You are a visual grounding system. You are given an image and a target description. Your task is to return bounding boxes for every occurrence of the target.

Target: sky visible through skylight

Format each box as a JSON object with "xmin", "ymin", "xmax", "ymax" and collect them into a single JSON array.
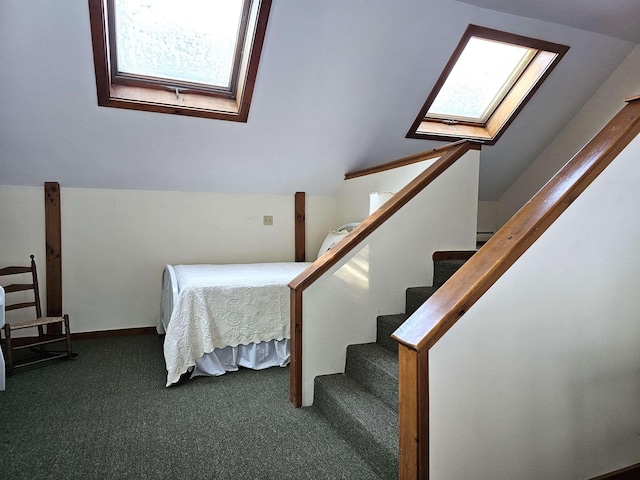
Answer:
[
  {"xmin": 114, "ymin": 0, "xmax": 244, "ymax": 89},
  {"xmin": 428, "ymin": 37, "xmax": 534, "ymax": 121}
]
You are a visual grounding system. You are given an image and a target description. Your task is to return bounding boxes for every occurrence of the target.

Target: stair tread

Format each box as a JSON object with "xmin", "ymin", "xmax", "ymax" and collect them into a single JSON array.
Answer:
[
  {"xmin": 378, "ymin": 312, "xmax": 408, "ymax": 321},
  {"xmin": 406, "ymin": 285, "xmax": 437, "ymax": 293}
]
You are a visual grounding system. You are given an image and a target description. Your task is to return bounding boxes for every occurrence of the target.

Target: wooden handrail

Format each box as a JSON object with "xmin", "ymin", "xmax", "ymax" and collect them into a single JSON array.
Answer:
[
  {"xmin": 394, "ymin": 96, "xmax": 640, "ymax": 480},
  {"xmin": 344, "ymin": 140, "xmax": 481, "ymax": 180},
  {"xmin": 289, "ymin": 141, "xmax": 477, "ymax": 293},
  {"xmin": 288, "ymin": 140, "xmax": 479, "ymax": 407},
  {"xmin": 393, "ymin": 97, "xmax": 640, "ymax": 352}
]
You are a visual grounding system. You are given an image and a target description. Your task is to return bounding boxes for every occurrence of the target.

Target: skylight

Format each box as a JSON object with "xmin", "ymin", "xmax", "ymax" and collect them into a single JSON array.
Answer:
[
  {"xmin": 427, "ymin": 38, "xmax": 536, "ymax": 123},
  {"xmin": 88, "ymin": 0, "xmax": 273, "ymax": 121},
  {"xmin": 407, "ymin": 25, "xmax": 569, "ymax": 145},
  {"xmin": 113, "ymin": 0, "xmax": 245, "ymax": 92}
]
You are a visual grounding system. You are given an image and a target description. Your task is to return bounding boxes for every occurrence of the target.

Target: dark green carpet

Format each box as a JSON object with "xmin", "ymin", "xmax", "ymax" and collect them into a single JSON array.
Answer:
[{"xmin": 0, "ymin": 335, "xmax": 382, "ymax": 479}]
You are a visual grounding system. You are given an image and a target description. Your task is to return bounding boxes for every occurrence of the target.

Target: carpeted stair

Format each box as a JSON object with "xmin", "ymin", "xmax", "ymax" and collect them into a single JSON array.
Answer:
[{"xmin": 312, "ymin": 253, "xmax": 474, "ymax": 479}]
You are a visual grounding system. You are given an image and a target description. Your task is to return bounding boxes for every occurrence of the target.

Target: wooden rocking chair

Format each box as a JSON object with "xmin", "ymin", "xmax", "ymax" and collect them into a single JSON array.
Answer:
[{"xmin": 0, "ymin": 255, "xmax": 75, "ymax": 374}]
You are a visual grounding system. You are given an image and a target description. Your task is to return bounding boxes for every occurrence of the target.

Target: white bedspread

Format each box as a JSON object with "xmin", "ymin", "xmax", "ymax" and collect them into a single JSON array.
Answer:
[{"xmin": 164, "ymin": 263, "xmax": 310, "ymax": 386}]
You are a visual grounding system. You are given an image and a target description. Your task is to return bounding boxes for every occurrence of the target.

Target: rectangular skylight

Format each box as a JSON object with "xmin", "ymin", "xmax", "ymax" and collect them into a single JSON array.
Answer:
[
  {"xmin": 427, "ymin": 37, "xmax": 536, "ymax": 123},
  {"xmin": 113, "ymin": 0, "xmax": 245, "ymax": 90},
  {"xmin": 407, "ymin": 25, "xmax": 569, "ymax": 145},
  {"xmin": 89, "ymin": 0, "xmax": 273, "ymax": 121}
]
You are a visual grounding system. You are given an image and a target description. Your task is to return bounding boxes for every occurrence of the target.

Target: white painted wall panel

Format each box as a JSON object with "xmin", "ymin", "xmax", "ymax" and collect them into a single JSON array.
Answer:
[
  {"xmin": 335, "ymin": 159, "xmax": 439, "ymax": 226},
  {"xmin": 301, "ymin": 150, "xmax": 480, "ymax": 405},
  {"xmin": 0, "ymin": 186, "xmax": 47, "ymax": 330},
  {"xmin": 0, "ymin": 186, "xmax": 335, "ymax": 333},
  {"xmin": 497, "ymin": 44, "xmax": 640, "ymax": 226},
  {"xmin": 430, "ymin": 134, "xmax": 640, "ymax": 479}
]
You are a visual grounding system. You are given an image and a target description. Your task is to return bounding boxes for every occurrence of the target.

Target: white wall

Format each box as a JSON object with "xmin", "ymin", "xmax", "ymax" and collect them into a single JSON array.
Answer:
[
  {"xmin": 334, "ymin": 160, "xmax": 442, "ymax": 227},
  {"xmin": 0, "ymin": 186, "xmax": 46, "ymax": 267},
  {"xmin": 301, "ymin": 150, "xmax": 480, "ymax": 405},
  {"xmin": 429, "ymin": 134, "xmax": 640, "ymax": 479},
  {"xmin": 476, "ymin": 200, "xmax": 498, "ymax": 239},
  {"xmin": 0, "ymin": 186, "xmax": 335, "ymax": 333},
  {"xmin": 0, "ymin": 186, "xmax": 47, "ymax": 328},
  {"xmin": 495, "ymin": 44, "xmax": 640, "ymax": 226}
]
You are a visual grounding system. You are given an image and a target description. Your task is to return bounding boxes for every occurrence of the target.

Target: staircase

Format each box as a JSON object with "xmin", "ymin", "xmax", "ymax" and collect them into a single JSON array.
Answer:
[{"xmin": 311, "ymin": 253, "xmax": 474, "ymax": 479}]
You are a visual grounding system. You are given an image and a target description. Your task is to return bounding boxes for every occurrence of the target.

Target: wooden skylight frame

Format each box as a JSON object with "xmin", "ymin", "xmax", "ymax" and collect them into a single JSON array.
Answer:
[
  {"xmin": 407, "ymin": 25, "xmax": 569, "ymax": 145},
  {"xmin": 88, "ymin": 0, "xmax": 272, "ymax": 122}
]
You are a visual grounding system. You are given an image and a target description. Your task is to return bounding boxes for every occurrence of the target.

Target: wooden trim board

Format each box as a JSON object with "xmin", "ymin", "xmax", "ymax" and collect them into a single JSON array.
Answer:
[{"xmin": 44, "ymin": 182, "xmax": 62, "ymax": 335}]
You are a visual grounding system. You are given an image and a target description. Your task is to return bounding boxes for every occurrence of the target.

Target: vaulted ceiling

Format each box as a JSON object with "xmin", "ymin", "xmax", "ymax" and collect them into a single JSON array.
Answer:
[
  {"xmin": 457, "ymin": 0, "xmax": 640, "ymax": 43},
  {"xmin": 1, "ymin": 0, "xmax": 638, "ymax": 201}
]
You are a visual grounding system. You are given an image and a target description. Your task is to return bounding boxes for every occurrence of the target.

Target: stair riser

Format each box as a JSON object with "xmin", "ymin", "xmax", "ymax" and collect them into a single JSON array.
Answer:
[
  {"xmin": 405, "ymin": 286, "xmax": 437, "ymax": 316},
  {"xmin": 314, "ymin": 381, "xmax": 398, "ymax": 480},
  {"xmin": 433, "ymin": 259, "xmax": 467, "ymax": 287},
  {"xmin": 404, "ymin": 260, "xmax": 468, "ymax": 314},
  {"xmin": 376, "ymin": 315, "xmax": 406, "ymax": 352},
  {"xmin": 346, "ymin": 348, "xmax": 398, "ymax": 411}
]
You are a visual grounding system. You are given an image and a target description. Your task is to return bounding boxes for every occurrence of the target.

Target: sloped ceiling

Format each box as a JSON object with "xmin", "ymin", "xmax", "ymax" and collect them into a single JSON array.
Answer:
[
  {"xmin": 456, "ymin": 0, "xmax": 640, "ymax": 43},
  {"xmin": 0, "ymin": 0, "xmax": 637, "ymax": 201}
]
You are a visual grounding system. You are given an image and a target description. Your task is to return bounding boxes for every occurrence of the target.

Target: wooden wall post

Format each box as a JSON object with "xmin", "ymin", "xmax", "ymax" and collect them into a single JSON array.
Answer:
[
  {"xmin": 44, "ymin": 182, "xmax": 63, "ymax": 334},
  {"xmin": 294, "ymin": 192, "xmax": 305, "ymax": 262}
]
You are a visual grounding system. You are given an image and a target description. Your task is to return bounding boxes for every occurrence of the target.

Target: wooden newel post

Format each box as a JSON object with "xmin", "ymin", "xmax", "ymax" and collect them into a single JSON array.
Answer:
[
  {"xmin": 294, "ymin": 192, "xmax": 305, "ymax": 262},
  {"xmin": 44, "ymin": 182, "xmax": 63, "ymax": 335},
  {"xmin": 398, "ymin": 344, "xmax": 430, "ymax": 480}
]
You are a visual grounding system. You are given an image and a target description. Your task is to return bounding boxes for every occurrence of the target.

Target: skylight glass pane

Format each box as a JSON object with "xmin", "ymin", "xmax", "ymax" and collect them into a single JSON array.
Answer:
[
  {"xmin": 428, "ymin": 37, "xmax": 534, "ymax": 121},
  {"xmin": 114, "ymin": 0, "xmax": 244, "ymax": 89}
]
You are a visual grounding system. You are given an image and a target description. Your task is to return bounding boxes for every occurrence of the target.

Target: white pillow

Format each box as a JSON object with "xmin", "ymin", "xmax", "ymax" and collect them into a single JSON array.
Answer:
[{"xmin": 317, "ymin": 230, "xmax": 348, "ymax": 260}]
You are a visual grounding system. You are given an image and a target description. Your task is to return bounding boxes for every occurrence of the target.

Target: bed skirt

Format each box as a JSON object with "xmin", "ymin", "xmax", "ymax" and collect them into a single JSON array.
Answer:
[{"xmin": 190, "ymin": 338, "xmax": 289, "ymax": 379}]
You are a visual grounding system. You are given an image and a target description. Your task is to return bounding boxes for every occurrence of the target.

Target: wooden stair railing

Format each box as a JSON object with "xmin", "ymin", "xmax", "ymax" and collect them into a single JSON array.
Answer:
[
  {"xmin": 288, "ymin": 140, "xmax": 481, "ymax": 407},
  {"xmin": 392, "ymin": 96, "xmax": 640, "ymax": 479},
  {"xmin": 343, "ymin": 139, "xmax": 476, "ymax": 180}
]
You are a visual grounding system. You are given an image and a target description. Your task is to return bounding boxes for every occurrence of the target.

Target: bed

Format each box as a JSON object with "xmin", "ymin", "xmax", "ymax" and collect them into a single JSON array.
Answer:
[
  {"xmin": 159, "ymin": 262, "xmax": 312, "ymax": 386},
  {"xmin": 159, "ymin": 222, "xmax": 359, "ymax": 387}
]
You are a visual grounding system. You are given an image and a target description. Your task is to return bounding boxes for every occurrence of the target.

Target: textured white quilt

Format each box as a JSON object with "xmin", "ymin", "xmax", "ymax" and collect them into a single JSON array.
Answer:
[{"xmin": 164, "ymin": 263, "xmax": 311, "ymax": 386}]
